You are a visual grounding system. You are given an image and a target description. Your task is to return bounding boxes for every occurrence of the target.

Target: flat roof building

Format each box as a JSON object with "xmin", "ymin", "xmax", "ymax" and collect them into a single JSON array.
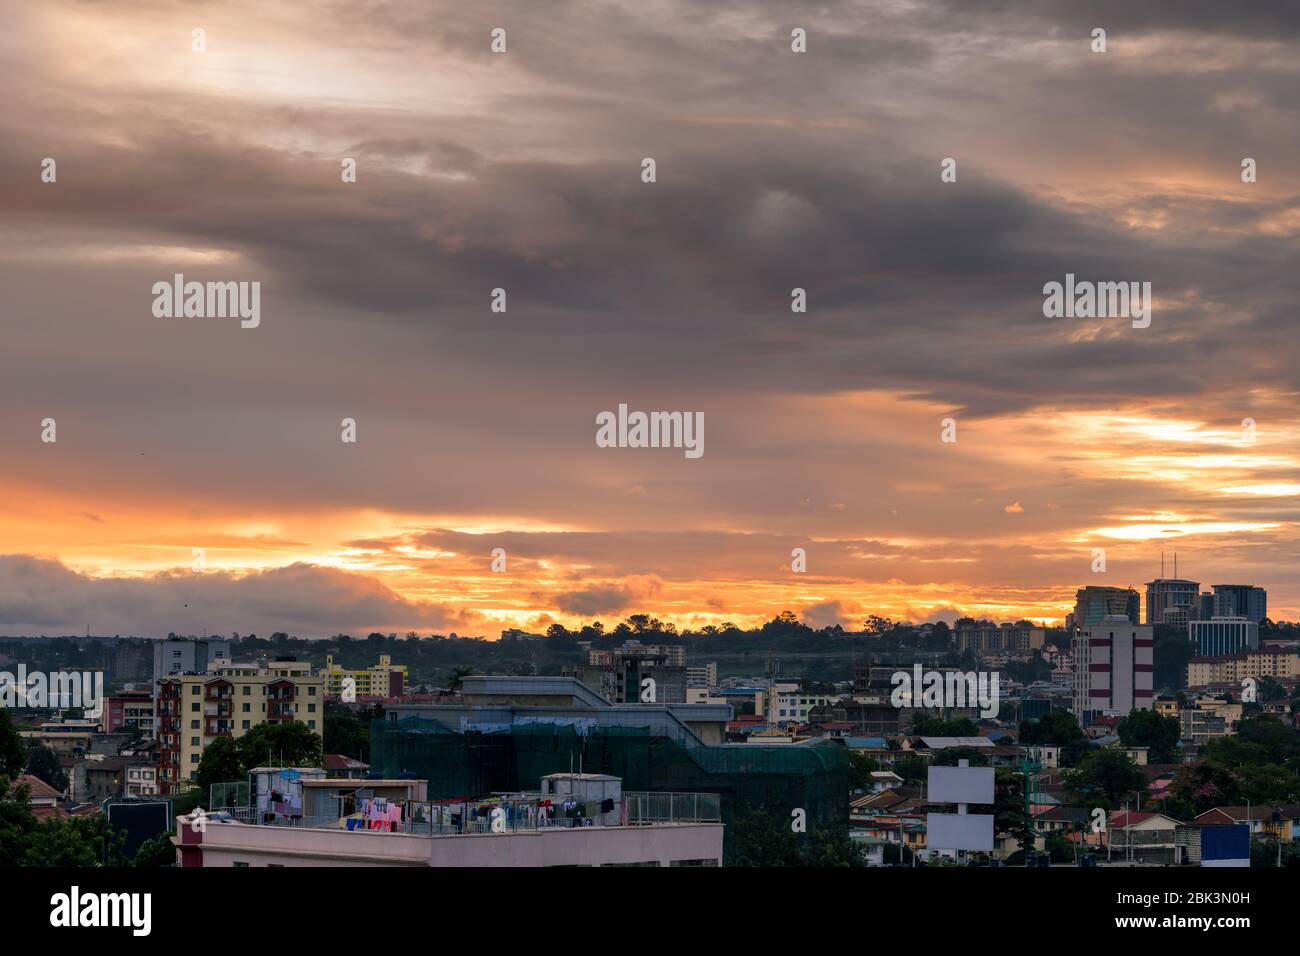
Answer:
[
  {"xmin": 1190, "ymin": 617, "xmax": 1260, "ymax": 658},
  {"xmin": 1073, "ymin": 616, "xmax": 1154, "ymax": 724}
]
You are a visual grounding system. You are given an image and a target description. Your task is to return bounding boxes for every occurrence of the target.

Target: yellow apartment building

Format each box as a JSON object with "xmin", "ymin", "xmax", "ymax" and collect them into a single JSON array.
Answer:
[
  {"xmin": 157, "ymin": 661, "xmax": 323, "ymax": 795},
  {"xmin": 1187, "ymin": 649, "xmax": 1300, "ymax": 687},
  {"xmin": 320, "ymin": 654, "xmax": 407, "ymax": 699}
]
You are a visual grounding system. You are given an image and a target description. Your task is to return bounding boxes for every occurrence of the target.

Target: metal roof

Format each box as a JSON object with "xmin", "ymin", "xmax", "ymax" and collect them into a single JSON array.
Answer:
[{"xmin": 918, "ymin": 736, "xmax": 994, "ymax": 748}]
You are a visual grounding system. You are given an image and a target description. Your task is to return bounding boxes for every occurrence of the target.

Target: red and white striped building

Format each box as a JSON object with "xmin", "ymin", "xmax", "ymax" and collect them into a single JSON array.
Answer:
[{"xmin": 1072, "ymin": 615, "xmax": 1154, "ymax": 725}]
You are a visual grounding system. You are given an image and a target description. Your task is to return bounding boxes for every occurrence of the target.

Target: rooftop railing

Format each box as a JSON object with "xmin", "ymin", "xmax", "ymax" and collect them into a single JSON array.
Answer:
[{"xmin": 205, "ymin": 789, "xmax": 721, "ymax": 836}]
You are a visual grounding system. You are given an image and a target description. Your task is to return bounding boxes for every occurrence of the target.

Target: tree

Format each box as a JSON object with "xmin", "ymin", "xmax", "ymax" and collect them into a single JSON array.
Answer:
[
  {"xmin": 1060, "ymin": 737, "xmax": 1092, "ymax": 768},
  {"xmin": 1066, "ymin": 749, "xmax": 1147, "ymax": 809},
  {"xmin": 892, "ymin": 754, "xmax": 928, "ymax": 784},
  {"xmin": 132, "ymin": 831, "xmax": 177, "ymax": 867},
  {"xmin": 994, "ymin": 769, "xmax": 1032, "ymax": 858},
  {"xmin": 731, "ymin": 808, "xmax": 864, "ymax": 867},
  {"xmin": 1235, "ymin": 715, "xmax": 1300, "ymax": 764},
  {"xmin": 195, "ymin": 736, "xmax": 243, "ymax": 798},
  {"xmin": 1046, "ymin": 832, "xmax": 1074, "ymax": 863},
  {"xmin": 1117, "ymin": 709, "xmax": 1181, "ymax": 763},
  {"xmin": 23, "ymin": 743, "xmax": 68, "ymax": 793},
  {"xmin": 0, "ymin": 709, "xmax": 27, "ymax": 780},
  {"xmin": 0, "ymin": 779, "xmax": 38, "ymax": 867},
  {"xmin": 911, "ymin": 716, "xmax": 979, "ymax": 737},
  {"xmin": 847, "ymin": 751, "xmax": 878, "ymax": 791},
  {"xmin": 236, "ymin": 721, "xmax": 322, "ymax": 774},
  {"xmin": 23, "ymin": 815, "xmax": 126, "ymax": 867},
  {"xmin": 933, "ymin": 746, "xmax": 989, "ymax": 767},
  {"xmin": 323, "ymin": 704, "xmax": 375, "ymax": 761},
  {"xmin": 446, "ymin": 666, "xmax": 474, "ymax": 693},
  {"xmin": 1019, "ymin": 710, "xmax": 1084, "ymax": 747},
  {"xmin": 1168, "ymin": 760, "xmax": 1244, "ymax": 816}
]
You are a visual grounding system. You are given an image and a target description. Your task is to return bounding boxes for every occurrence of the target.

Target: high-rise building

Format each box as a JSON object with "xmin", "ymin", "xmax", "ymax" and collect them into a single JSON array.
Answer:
[
  {"xmin": 1210, "ymin": 585, "xmax": 1267, "ymax": 623},
  {"xmin": 1073, "ymin": 586, "xmax": 1140, "ymax": 629},
  {"xmin": 1145, "ymin": 578, "xmax": 1201, "ymax": 631},
  {"xmin": 1198, "ymin": 592, "xmax": 1215, "ymax": 621},
  {"xmin": 1072, "ymin": 615, "xmax": 1153, "ymax": 723},
  {"xmin": 1189, "ymin": 616, "xmax": 1260, "ymax": 658}
]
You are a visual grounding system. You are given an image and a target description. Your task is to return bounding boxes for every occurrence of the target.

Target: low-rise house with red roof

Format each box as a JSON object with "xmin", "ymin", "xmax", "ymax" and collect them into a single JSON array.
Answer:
[
  {"xmin": 1105, "ymin": 811, "xmax": 1183, "ymax": 864},
  {"xmin": 12, "ymin": 774, "xmax": 67, "ymax": 821},
  {"xmin": 1196, "ymin": 805, "xmax": 1300, "ymax": 842}
]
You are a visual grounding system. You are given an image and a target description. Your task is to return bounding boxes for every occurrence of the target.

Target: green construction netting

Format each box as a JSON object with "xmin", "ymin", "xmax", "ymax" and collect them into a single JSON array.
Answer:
[{"xmin": 370, "ymin": 717, "xmax": 849, "ymax": 860}]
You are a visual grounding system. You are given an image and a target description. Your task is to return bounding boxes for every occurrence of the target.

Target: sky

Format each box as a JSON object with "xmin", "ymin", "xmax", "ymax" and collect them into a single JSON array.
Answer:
[{"xmin": 1, "ymin": 0, "xmax": 1298, "ymax": 638}]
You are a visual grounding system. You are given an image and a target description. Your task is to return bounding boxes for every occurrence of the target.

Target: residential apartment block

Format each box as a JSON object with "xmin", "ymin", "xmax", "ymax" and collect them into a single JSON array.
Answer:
[
  {"xmin": 1187, "ymin": 648, "xmax": 1300, "ymax": 687},
  {"xmin": 1072, "ymin": 616, "xmax": 1154, "ymax": 723},
  {"xmin": 953, "ymin": 622, "xmax": 1045, "ymax": 656},
  {"xmin": 320, "ymin": 654, "xmax": 407, "ymax": 699},
  {"xmin": 156, "ymin": 661, "xmax": 324, "ymax": 795},
  {"xmin": 105, "ymin": 691, "xmax": 154, "ymax": 735}
]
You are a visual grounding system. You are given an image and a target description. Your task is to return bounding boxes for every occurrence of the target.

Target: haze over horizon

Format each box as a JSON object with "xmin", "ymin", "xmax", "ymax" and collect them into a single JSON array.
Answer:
[{"xmin": 3, "ymin": 1, "xmax": 1299, "ymax": 638}]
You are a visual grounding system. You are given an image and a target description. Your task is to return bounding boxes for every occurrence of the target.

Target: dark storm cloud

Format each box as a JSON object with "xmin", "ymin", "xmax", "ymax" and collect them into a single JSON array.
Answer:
[
  {"xmin": 3, "ymin": 100, "xmax": 1295, "ymax": 421},
  {"xmin": 0, "ymin": 555, "xmax": 468, "ymax": 636},
  {"xmin": 0, "ymin": 0, "xmax": 1295, "ymax": 422}
]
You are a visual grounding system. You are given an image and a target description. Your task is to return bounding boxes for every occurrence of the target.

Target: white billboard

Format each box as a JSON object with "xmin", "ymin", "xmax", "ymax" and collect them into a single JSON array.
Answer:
[
  {"xmin": 927, "ymin": 813, "xmax": 995, "ymax": 851},
  {"xmin": 928, "ymin": 765, "xmax": 995, "ymax": 805}
]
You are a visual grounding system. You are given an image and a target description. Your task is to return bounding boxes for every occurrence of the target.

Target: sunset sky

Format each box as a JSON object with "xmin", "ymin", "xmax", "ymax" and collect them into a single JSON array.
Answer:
[{"xmin": 2, "ymin": 0, "xmax": 1298, "ymax": 638}]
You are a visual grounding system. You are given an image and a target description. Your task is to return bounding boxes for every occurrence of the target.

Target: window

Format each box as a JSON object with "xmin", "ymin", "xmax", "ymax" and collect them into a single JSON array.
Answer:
[
  {"xmin": 308, "ymin": 703, "xmax": 316, "ymax": 713},
  {"xmin": 190, "ymin": 720, "xmax": 200, "ymax": 729},
  {"xmin": 242, "ymin": 703, "xmax": 251, "ymax": 712},
  {"xmin": 308, "ymin": 720, "xmax": 316, "ymax": 729},
  {"xmin": 243, "ymin": 686, "xmax": 251, "ymax": 696},
  {"xmin": 191, "ymin": 702, "xmax": 200, "ymax": 712},
  {"xmin": 190, "ymin": 754, "xmax": 199, "ymax": 764},
  {"xmin": 242, "ymin": 720, "xmax": 250, "ymax": 729},
  {"xmin": 308, "ymin": 686, "xmax": 317, "ymax": 696},
  {"xmin": 669, "ymin": 859, "xmax": 719, "ymax": 866},
  {"xmin": 191, "ymin": 686, "xmax": 200, "ymax": 695},
  {"xmin": 233, "ymin": 861, "xmax": 250, "ymax": 867},
  {"xmin": 191, "ymin": 737, "xmax": 199, "ymax": 746}
]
